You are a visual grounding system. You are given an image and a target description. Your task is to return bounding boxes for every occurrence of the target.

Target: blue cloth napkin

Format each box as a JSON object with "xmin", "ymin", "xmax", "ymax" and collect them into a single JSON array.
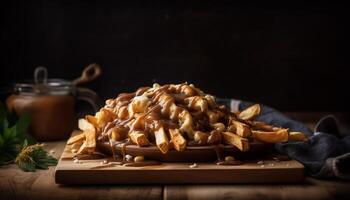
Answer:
[{"xmin": 217, "ymin": 98, "xmax": 350, "ymax": 180}]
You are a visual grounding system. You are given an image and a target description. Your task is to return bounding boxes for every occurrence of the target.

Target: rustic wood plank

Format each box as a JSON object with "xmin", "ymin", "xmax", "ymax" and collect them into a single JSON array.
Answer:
[
  {"xmin": 55, "ymin": 136, "xmax": 304, "ymax": 184},
  {"xmin": 0, "ymin": 141, "xmax": 162, "ymax": 200},
  {"xmin": 164, "ymin": 178, "xmax": 350, "ymax": 200},
  {"xmin": 56, "ymin": 159, "xmax": 304, "ymax": 184}
]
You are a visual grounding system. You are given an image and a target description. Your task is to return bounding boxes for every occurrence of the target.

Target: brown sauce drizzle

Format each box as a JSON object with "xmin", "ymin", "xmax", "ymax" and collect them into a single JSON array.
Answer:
[
  {"xmin": 100, "ymin": 139, "xmax": 163, "ymax": 167},
  {"xmin": 96, "ymin": 84, "xmax": 247, "ymax": 167},
  {"xmin": 213, "ymin": 145, "xmax": 243, "ymax": 165},
  {"xmin": 213, "ymin": 145, "xmax": 224, "ymax": 162},
  {"xmin": 120, "ymin": 142, "xmax": 129, "ymax": 161}
]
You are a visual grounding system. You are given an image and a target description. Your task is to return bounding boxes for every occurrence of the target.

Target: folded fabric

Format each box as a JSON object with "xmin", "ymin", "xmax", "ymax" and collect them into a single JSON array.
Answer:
[{"xmin": 216, "ymin": 98, "xmax": 350, "ymax": 180}]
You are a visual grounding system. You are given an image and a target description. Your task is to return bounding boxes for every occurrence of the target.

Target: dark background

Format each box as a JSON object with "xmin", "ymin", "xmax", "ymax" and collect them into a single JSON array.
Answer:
[{"xmin": 1, "ymin": 1, "xmax": 348, "ymax": 111}]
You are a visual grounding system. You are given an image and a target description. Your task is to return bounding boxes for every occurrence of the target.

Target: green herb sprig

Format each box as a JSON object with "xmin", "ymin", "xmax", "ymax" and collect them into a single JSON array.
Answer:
[
  {"xmin": 0, "ymin": 101, "xmax": 57, "ymax": 171},
  {"xmin": 15, "ymin": 140, "xmax": 58, "ymax": 172}
]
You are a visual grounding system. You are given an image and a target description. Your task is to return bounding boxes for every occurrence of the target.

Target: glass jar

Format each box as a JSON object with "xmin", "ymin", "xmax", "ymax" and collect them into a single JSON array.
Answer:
[{"xmin": 6, "ymin": 66, "xmax": 99, "ymax": 141}]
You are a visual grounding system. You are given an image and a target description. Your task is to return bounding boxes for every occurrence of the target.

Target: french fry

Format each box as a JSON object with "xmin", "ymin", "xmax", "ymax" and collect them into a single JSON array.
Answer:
[
  {"xmin": 86, "ymin": 115, "xmax": 99, "ymax": 129},
  {"xmin": 95, "ymin": 108, "xmax": 116, "ymax": 128},
  {"xmin": 169, "ymin": 129, "xmax": 186, "ymax": 151},
  {"xmin": 289, "ymin": 131, "xmax": 308, "ymax": 142},
  {"xmin": 207, "ymin": 130, "xmax": 222, "ymax": 144},
  {"xmin": 194, "ymin": 131, "xmax": 209, "ymax": 145},
  {"xmin": 248, "ymin": 121, "xmax": 274, "ymax": 131},
  {"xmin": 74, "ymin": 83, "xmax": 307, "ymax": 157},
  {"xmin": 238, "ymin": 104, "xmax": 260, "ymax": 120},
  {"xmin": 252, "ymin": 129, "xmax": 289, "ymax": 143},
  {"xmin": 70, "ymin": 140, "xmax": 83, "ymax": 153},
  {"xmin": 154, "ymin": 126, "xmax": 170, "ymax": 154},
  {"xmin": 108, "ymin": 126, "xmax": 128, "ymax": 141},
  {"xmin": 78, "ymin": 118, "xmax": 95, "ymax": 131},
  {"xmin": 222, "ymin": 132, "xmax": 250, "ymax": 151},
  {"xmin": 178, "ymin": 110, "xmax": 194, "ymax": 136},
  {"xmin": 67, "ymin": 131, "xmax": 85, "ymax": 145},
  {"xmin": 129, "ymin": 130, "xmax": 150, "ymax": 146},
  {"xmin": 227, "ymin": 120, "xmax": 251, "ymax": 137},
  {"xmin": 130, "ymin": 116, "xmax": 146, "ymax": 131},
  {"xmin": 77, "ymin": 129, "xmax": 96, "ymax": 154}
]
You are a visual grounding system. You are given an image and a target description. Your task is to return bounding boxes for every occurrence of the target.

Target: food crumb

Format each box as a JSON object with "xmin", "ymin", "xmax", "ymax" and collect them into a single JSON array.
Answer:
[
  {"xmin": 257, "ymin": 160, "xmax": 264, "ymax": 165},
  {"xmin": 260, "ymin": 164, "xmax": 265, "ymax": 168},
  {"xmin": 189, "ymin": 163, "xmax": 198, "ymax": 168},
  {"xmin": 125, "ymin": 154, "xmax": 133, "ymax": 161},
  {"xmin": 74, "ymin": 159, "xmax": 82, "ymax": 164},
  {"xmin": 100, "ymin": 160, "xmax": 108, "ymax": 165}
]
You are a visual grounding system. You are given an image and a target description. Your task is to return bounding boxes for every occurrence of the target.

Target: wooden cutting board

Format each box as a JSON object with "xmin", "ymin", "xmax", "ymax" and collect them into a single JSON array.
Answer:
[{"xmin": 55, "ymin": 140, "xmax": 304, "ymax": 184}]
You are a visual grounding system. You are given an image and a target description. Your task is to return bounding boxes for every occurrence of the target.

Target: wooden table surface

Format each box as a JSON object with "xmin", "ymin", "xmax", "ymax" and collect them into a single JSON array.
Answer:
[
  {"xmin": 1, "ymin": 113, "xmax": 349, "ymax": 200},
  {"xmin": 1, "ymin": 141, "xmax": 349, "ymax": 200}
]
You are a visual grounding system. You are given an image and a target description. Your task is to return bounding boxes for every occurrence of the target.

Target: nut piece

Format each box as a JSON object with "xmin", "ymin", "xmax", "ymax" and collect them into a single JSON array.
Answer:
[
  {"xmin": 134, "ymin": 156, "xmax": 145, "ymax": 163},
  {"xmin": 225, "ymin": 156, "xmax": 235, "ymax": 162}
]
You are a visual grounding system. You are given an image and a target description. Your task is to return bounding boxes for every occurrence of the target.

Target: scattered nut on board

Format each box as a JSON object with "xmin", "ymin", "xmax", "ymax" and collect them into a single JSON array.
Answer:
[
  {"xmin": 134, "ymin": 156, "xmax": 144, "ymax": 162},
  {"xmin": 225, "ymin": 156, "xmax": 235, "ymax": 162}
]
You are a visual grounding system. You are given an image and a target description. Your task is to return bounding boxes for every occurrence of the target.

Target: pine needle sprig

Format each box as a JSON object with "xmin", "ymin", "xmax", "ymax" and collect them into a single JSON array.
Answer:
[{"xmin": 15, "ymin": 140, "xmax": 58, "ymax": 172}]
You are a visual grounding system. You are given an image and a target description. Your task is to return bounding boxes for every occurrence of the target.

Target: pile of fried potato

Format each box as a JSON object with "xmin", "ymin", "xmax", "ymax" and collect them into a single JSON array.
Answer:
[{"xmin": 67, "ymin": 83, "xmax": 308, "ymax": 155}]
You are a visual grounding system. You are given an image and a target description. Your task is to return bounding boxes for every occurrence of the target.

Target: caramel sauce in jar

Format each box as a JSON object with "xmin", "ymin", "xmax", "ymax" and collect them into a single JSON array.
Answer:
[
  {"xmin": 7, "ymin": 93, "xmax": 75, "ymax": 141},
  {"xmin": 5, "ymin": 66, "xmax": 100, "ymax": 141}
]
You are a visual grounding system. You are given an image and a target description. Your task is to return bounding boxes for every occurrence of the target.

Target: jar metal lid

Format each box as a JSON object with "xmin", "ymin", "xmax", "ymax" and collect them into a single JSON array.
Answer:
[
  {"xmin": 13, "ymin": 66, "xmax": 76, "ymax": 96},
  {"xmin": 14, "ymin": 79, "xmax": 75, "ymax": 96}
]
